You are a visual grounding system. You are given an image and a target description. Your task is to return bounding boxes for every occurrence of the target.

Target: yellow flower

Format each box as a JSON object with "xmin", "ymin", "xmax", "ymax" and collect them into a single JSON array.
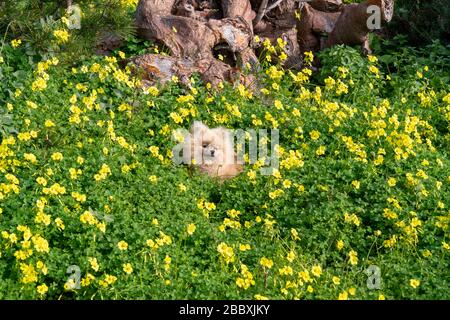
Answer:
[
  {"xmin": 36, "ymin": 261, "xmax": 48, "ymax": 275},
  {"xmin": 369, "ymin": 65, "xmax": 380, "ymax": 76},
  {"xmin": 205, "ymin": 202, "xmax": 216, "ymax": 211},
  {"xmin": 311, "ymin": 265, "xmax": 322, "ymax": 277},
  {"xmin": 260, "ymin": 88, "xmax": 270, "ymax": 95},
  {"xmin": 304, "ymin": 51, "xmax": 314, "ymax": 64},
  {"xmin": 316, "ymin": 145, "xmax": 326, "ymax": 156},
  {"xmin": 309, "ymin": 130, "xmax": 320, "ymax": 140},
  {"xmin": 147, "ymin": 86, "xmax": 159, "ymax": 96},
  {"xmin": 36, "ymin": 177, "xmax": 48, "ymax": 188},
  {"xmin": 269, "ymin": 189, "xmax": 284, "ymax": 199},
  {"xmin": 286, "ymin": 251, "xmax": 296, "ymax": 263},
  {"xmin": 279, "ymin": 266, "xmax": 293, "ymax": 276},
  {"xmin": 332, "ymin": 276, "xmax": 341, "ymax": 285},
  {"xmin": 336, "ymin": 240, "xmax": 344, "ymax": 250},
  {"xmin": 351, "ymin": 180, "xmax": 360, "ymax": 190},
  {"xmin": 422, "ymin": 249, "xmax": 432, "ymax": 258},
  {"xmin": 32, "ymin": 235, "xmax": 49, "ymax": 253},
  {"xmin": 123, "ymin": 263, "xmax": 133, "ymax": 274},
  {"xmin": 117, "ymin": 240, "xmax": 128, "ymax": 251},
  {"xmin": 97, "ymin": 222, "xmax": 106, "ymax": 233},
  {"xmin": 325, "ymin": 77, "xmax": 335, "ymax": 89},
  {"xmin": 283, "ymin": 179, "xmax": 292, "ymax": 189},
  {"xmin": 169, "ymin": 112, "xmax": 183, "ymax": 124},
  {"xmin": 378, "ymin": 294, "xmax": 386, "ymax": 300},
  {"xmin": 187, "ymin": 223, "xmax": 196, "ymax": 236},
  {"xmin": 368, "ymin": 55, "xmax": 378, "ymax": 63},
  {"xmin": 247, "ymin": 170, "xmax": 256, "ymax": 180},
  {"xmin": 71, "ymin": 192, "xmax": 86, "ymax": 202},
  {"xmin": 88, "ymin": 257, "xmax": 99, "ymax": 272},
  {"xmin": 11, "ymin": 39, "xmax": 22, "ymax": 48},
  {"xmin": 81, "ymin": 274, "xmax": 95, "ymax": 287},
  {"xmin": 344, "ymin": 213, "xmax": 360, "ymax": 227},
  {"xmin": 442, "ymin": 242, "xmax": 450, "ymax": 251},
  {"xmin": 338, "ymin": 291, "xmax": 348, "ymax": 300},
  {"xmin": 274, "ymin": 100, "xmax": 283, "ymax": 110},
  {"xmin": 55, "ymin": 218, "xmax": 65, "ymax": 231},
  {"xmin": 410, "ymin": 279, "xmax": 420, "ymax": 289},
  {"xmin": 20, "ymin": 263, "xmax": 38, "ymax": 284},
  {"xmin": 260, "ymin": 257, "xmax": 274, "ymax": 269},
  {"xmin": 37, "ymin": 284, "xmax": 48, "ymax": 295},
  {"xmin": 410, "ymin": 217, "xmax": 422, "ymax": 228},
  {"xmin": 217, "ymin": 242, "xmax": 234, "ymax": 264},
  {"xmin": 291, "ymin": 228, "xmax": 300, "ymax": 241},
  {"xmin": 387, "ymin": 177, "xmax": 397, "ymax": 187},
  {"xmin": 32, "ymin": 77, "xmax": 47, "ymax": 91},
  {"xmin": 44, "ymin": 120, "xmax": 55, "ymax": 128},
  {"xmin": 9, "ymin": 233, "xmax": 18, "ymax": 244},
  {"xmin": 338, "ymin": 66, "xmax": 349, "ymax": 78},
  {"xmin": 53, "ymin": 29, "xmax": 70, "ymax": 43},
  {"xmin": 51, "ymin": 152, "xmax": 63, "ymax": 161},
  {"xmin": 348, "ymin": 250, "xmax": 358, "ymax": 265}
]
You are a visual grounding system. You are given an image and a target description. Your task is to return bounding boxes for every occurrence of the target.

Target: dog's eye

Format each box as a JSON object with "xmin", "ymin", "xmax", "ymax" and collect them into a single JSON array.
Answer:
[{"xmin": 202, "ymin": 144, "xmax": 208, "ymax": 148}]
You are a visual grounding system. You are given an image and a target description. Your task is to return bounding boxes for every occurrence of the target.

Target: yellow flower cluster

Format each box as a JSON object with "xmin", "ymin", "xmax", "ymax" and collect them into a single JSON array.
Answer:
[
  {"xmin": 197, "ymin": 198, "xmax": 216, "ymax": 217},
  {"xmin": 146, "ymin": 231, "xmax": 172, "ymax": 252},
  {"xmin": 217, "ymin": 242, "xmax": 234, "ymax": 264},
  {"xmin": 94, "ymin": 164, "xmax": 112, "ymax": 181},
  {"xmin": 53, "ymin": 29, "xmax": 70, "ymax": 44},
  {"xmin": 236, "ymin": 264, "xmax": 255, "ymax": 290}
]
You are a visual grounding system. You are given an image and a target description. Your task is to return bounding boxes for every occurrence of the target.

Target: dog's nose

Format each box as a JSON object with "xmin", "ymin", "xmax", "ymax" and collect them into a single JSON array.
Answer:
[{"xmin": 210, "ymin": 150, "xmax": 215, "ymax": 156}]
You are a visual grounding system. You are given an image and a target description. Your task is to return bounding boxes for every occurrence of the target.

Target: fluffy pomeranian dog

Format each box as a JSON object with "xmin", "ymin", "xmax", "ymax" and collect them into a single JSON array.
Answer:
[{"xmin": 182, "ymin": 121, "xmax": 243, "ymax": 180}]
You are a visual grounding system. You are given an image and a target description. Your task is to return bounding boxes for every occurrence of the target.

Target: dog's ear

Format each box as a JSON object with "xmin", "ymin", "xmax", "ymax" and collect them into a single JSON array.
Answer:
[{"xmin": 190, "ymin": 121, "xmax": 208, "ymax": 135}]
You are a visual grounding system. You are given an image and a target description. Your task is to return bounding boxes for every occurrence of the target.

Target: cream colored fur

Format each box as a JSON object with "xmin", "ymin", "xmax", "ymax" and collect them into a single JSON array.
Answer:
[{"xmin": 182, "ymin": 121, "xmax": 243, "ymax": 180}]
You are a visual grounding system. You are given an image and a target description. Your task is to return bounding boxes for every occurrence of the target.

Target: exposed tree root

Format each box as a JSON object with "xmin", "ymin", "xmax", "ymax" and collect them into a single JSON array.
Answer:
[{"xmin": 123, "ymin": 0, "xmax": 394, "ymax": 87}]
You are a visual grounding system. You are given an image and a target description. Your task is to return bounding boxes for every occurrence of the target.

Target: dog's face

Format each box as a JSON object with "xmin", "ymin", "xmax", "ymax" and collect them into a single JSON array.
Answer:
[
  {"xmin": 181, "ymin": 121, "xmax": 243, "ymax": 180},
  {"xmin": 199, "ymin": 129, "xmax": 227, "ymax": 164},
  {"xmin": 188, "ymin": 121, "xmax": 232, "ymax": 165}
]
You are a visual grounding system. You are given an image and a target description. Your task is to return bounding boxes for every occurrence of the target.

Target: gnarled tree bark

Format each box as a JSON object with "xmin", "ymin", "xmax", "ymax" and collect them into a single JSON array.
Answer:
[{"xmin": 125, "ymin": 0, "xmax": 394, "ymax": 87}]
